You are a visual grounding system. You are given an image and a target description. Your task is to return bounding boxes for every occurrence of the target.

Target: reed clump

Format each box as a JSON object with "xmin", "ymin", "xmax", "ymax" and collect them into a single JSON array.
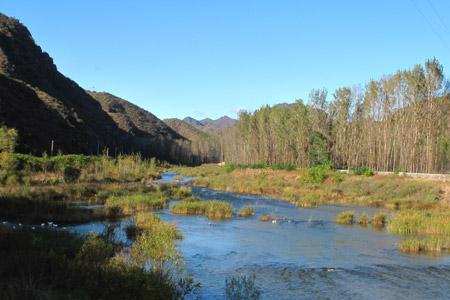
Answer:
[
  {"xmin": 335, "ymin": 211, "xmax": 355, "ymax": 225},
  {"xmin": 399, "ymin": 237, "xmax": 450, "ymax": 254},
  {"xmin": 170, "ymin": 198, "xmax": 233, "ymax": 220},
  {"xmin": 238, "ymin": 206, "xmax": 255, "ymax": 217},
  {"xmin": 387, "ymin": 210, "xmax": 450, "ymax": 236},
  {"xmin": 259, "ymin": 214, "xmax": 274, "ymax": 222},
  {"xmin": 371, "ymin": 212, "xmax": 387, "ymax": 227},
  {"xmin": 105, "ymin": 191, "xmax": 169, "ymax": 214},
  {"xmin": 358, "ymin": 213, "xmax": 369, "ymax": 226},
  {"xmin": 126, "ymin": 213, "xmax": 182, "ymax": 241}
]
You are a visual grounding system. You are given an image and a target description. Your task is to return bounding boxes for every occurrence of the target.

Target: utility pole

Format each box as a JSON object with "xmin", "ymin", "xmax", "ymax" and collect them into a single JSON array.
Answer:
[{"xmin": 50, "ymin": 140, "xmax": 54, "ymax": 156}]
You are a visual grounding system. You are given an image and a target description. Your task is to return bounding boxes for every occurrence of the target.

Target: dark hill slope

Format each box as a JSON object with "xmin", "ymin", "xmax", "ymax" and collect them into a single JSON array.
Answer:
[
  {"xmin": 0, "ymin": 13, "xmax": 191, "ymax": 163},
  {"xmin": 164, "ymin": 118, "xmax": 222, "ymax": 163},
  {"xmin": 88, "ymin": 92, "xmax": 190, "ymax": 159}
]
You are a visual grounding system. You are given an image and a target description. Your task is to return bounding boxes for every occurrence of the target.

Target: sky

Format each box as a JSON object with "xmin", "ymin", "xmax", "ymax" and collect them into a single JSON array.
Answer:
[{"xmin": 1, "ymin": 0, "xmax": 450, "ymax": 120}]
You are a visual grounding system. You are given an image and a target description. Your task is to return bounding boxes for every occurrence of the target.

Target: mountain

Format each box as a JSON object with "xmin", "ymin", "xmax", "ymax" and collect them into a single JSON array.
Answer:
[
  {"xmin": 165, "ymin": 118, "xmax": 210, "ymax": 141},
  {"xmin": 182, "ymin": 117, "xmax": 205, "ymax": 129},
  {"xmin": 181, "ymin": 116, "xmax": 236, "ymax": 135},
  {"xmin": 200, "ymin": 116, "xmax": 236, "ymax": 130},
  {"xmin": 0, "ymin": 13, "xmax": 192, "ymax": 163},
  {"xmin": 164, "ymin": 118, "xmax": 222, "ymax": 163}
]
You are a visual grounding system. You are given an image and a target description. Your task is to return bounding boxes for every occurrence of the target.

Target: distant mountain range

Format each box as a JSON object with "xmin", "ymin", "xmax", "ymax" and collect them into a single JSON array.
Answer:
[
  {"xmin": 0, "ymin": 13, "xmax": 204, "ymax": 164},
  {"xmin": 181, "ymin": 116, "xmax": 236, "ymax": 134}
]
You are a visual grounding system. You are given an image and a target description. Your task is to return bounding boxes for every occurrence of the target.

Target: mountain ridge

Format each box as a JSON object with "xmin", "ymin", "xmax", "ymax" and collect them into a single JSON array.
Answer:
[{"xmin": 0, "ymin": 13, "xmax": 194, "ymax": 164}]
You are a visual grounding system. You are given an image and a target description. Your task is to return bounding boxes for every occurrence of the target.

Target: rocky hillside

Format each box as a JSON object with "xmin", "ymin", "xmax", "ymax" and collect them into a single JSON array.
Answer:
[{"xmin": 0, "ymin": 13, "xmax": 193, "ymax": 163}]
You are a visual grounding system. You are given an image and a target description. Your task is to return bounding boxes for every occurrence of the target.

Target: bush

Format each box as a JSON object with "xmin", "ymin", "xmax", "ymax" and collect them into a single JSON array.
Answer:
[
  {"xmin": 225, "ymin": 274, "xmax": 261, "ymax": 300},
  {"xmin": 351, "ymin": 166, "xmax": 375, "ymax": 176},
  {"xmin": 301, "ymin": 164, "xmax": 331, "ymax": 184},
  {"xmin": 63, "ymin": 166, "xmax": 81, "ymax": 183}
]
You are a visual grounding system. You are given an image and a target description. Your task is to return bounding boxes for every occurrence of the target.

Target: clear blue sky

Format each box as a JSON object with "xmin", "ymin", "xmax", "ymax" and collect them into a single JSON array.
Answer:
[{"xmin": 1, "ymin": 0, "xmax": 449, "ymax": 120}]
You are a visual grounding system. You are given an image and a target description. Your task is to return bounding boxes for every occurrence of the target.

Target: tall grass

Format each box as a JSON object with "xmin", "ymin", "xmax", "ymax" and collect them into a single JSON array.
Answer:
[
  {"xmin": 335, "ymin": 211, "xmax": 355, "ymax": 224},
  {"xmin": 388, "ymin": 210, "xmax": 450, "ymax": 236},
  {"xmin": 170, "ymin": 198, "xmax": 233, "ymax": 220},
  {"xmin": 238, "ymin": 206, "xmax": 255, "ymax": 217},
  {"xmin": 399, "ymin": 237, "xmax": 450, "ymax": 254},
  {"xmin": 105, "ymin": 191, "xmax": 169, "ymax": 214},
  {"xmin": 126, "ymin": 213, "xmax": 182, "ymax": 241}
]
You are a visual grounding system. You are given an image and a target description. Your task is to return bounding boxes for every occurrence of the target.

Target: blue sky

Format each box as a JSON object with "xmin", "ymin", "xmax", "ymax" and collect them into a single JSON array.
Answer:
[{"xmin": 1, "ymin": 0, "xmax": 449, "ymax": 120}]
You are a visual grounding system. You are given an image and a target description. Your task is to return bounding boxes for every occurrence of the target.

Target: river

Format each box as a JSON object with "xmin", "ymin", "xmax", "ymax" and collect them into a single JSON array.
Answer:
[{"xmin": 70, "ymin": 173, "xmax": 450, "ymax": 299}]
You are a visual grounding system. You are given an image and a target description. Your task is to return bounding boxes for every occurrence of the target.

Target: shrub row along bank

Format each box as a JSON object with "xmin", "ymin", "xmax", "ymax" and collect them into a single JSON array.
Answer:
[{"xmin": 170, "ymin": 197, "xmax": 233, "ymax": 220}]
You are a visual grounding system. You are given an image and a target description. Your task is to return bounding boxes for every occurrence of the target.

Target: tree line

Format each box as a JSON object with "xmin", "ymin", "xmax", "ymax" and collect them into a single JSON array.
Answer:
[{"xmin": 221, "ymin": 58, "xmax": 450, "ymax": 173}]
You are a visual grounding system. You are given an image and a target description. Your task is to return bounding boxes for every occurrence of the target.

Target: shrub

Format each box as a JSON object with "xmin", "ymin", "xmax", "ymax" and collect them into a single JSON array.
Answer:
[
  {"xmin": 351, "ymin": 166, "xmax": 375, "ymax": 176},
  {"xmin": 301, "ymin": 164, "xmax": 331, "ymax": 184},
  {"xmin": 63, "ymin": 166, "xmax": 81, "ymax": 183},
  {"xmin": 238, "ymin": 206, "xmax": 255, "ymax": 217},
  {"xmin": 225, "ymin": 274, "xmax": 261, "ymax": 300},
  {"xmin": 335, "ymin": 211, "xmax": 355, "ymax": 224}
]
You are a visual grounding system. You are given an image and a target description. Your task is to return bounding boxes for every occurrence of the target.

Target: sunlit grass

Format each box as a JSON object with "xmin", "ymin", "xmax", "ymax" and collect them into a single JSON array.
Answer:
[
  {"xmin": 388, "ymin": 210, "xmax": 450, "ymax": 236},
  {"xmin": 335, "ymin": 211, "xmax": 355, "ymax": 225},
  {"xmin": 105, "ymin": 191, "xmax": 169, "ymax": 214},
  {"xmin": 237, "ymin": 206, "xmax": 255, "ymax": 217},
  {"xmin": 170, "ymin": 198, "xmax": 233, "ymax": 220}
]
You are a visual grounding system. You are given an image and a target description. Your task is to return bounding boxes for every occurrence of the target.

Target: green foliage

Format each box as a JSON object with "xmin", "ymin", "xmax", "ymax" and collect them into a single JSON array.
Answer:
[
  {"xmin": 225, "ymin": 274, "xmax": 261, "ymax": 300},
  {"xmin": 351, "ymin": 166, "xmax": 375, "ymax": 176},
  {"xmin": 301, "ymin": 164, "xmax": 331, "ymax": 184},
  {"xmin": 0, "ymin": 127, "xmax": 19, "ymax": 184},
  {"xmin": 309, "ymin": 131, "xmax": 330, "ymax": 167},
  {"xmin": 131, "ymin": 217, "xmax": 183, "ymax": 271},
  {"xmin": 335, "ymin": 211, "xmax": 355, "ymax": 224},
  {"xmin": 0, "ymin": 226, "xmax": 191, "ymax": 299}
]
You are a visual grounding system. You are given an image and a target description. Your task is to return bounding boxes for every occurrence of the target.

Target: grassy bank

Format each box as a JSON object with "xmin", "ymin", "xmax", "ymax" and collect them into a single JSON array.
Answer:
[{"xmin": 170, "ymin": 164, "xmax": 446, "ymax": 209}]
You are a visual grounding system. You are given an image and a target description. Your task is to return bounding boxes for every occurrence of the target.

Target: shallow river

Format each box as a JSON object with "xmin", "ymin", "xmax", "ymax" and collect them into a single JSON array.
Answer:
[{"xmin": 70, "ymin": 173, "xmax": 450, "ymax": 300}]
